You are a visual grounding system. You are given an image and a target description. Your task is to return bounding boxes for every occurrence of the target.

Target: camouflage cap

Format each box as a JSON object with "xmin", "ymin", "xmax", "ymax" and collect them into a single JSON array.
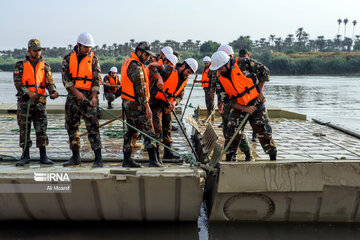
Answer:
[
  {"xmin": 28, "ymin": 39, "xmax": 45, "ymax": 51},
  {"xmin": 135, "ymin": 41, "xmax": 155, "ymax": 56},
  {"xmin": 239, "ymin": 48, "xmax": 250, "ymax": 57}
]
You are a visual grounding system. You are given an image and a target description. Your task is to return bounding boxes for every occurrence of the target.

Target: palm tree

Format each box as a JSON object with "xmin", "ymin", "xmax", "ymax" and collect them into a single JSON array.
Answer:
[
  {"xmin": 343, "ymin": 37, "xmax": 353, "ymax": 52},
  {"xmin": 344, "ymin": 18, "xmax": 349, "ymax": 38},
  {"xmin": 269, "ymin": 34, "xmax": 276, "ymax": 47},
  {"xmin": 352, "ymin": 20, "xmax": 357, "ymax": 39},
  {"xmin": 129, "ymin": 39, "xmax": 135, "ymax": 48},
  {"xmin": 337, "ymin": 19, "xmax": 342, "ymax": 34},
  {"xmin": 296, "ymin": 28, "xmax": 304, "ymax": 42},
  {"xmin": 334, "ymin": 34, "xmax": 342, "ymax": 50},
  {"xmin": 316, "ymin": 36, "xmax": 326, "ymax": 52}
]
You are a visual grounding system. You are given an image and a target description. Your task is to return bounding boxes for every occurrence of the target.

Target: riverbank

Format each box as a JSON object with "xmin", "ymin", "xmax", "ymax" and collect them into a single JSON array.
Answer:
[{"xmin": 2, "ymin": 51, "xmax": 360, "ymax": 75}]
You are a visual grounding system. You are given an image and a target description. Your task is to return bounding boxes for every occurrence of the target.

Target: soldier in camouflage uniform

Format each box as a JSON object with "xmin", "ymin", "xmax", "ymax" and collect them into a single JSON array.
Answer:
[
  {"xmin": 103, "ymin": 66, "xmax": 121, "ymax": 109},
  {"xmin": 148, "ymin": 57, "xmax": 197, "ymax": 160},
  {"xmin": 211, "ymin": 45, "xmax": 252, "ymax": 160},
  {"xmin": 121, "ymin": 41, "xmax": 163, "ymax": 168},
  {"xmin": 211, "ymin": 51, "xmax": 277, "ymax": 161},
  {"xmin": 238, "ymin": 49, "xmax": 264, "ymax": 142},
  {"xmin": 61, "ymin": 32, "xmax": 103, "ymax": 168},
  {"xmin": 145, "ymin": 46, "xmax": 174, "ymax": 66},
  {"xmin": 194, "ymin": 56, "xmax": 214, "ymax": 118},
  {"xmin": 13, "ymin": 39, "xmax": 59, "ymax": 166}
]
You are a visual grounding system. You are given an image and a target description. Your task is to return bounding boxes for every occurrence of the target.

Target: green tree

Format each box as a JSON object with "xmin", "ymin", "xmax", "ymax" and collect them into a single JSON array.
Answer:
[
  {"xmin": 229, "ymin": 36, "xmax": 252, "ymax": 52},
  {"xmin": 337, "ymin": 19, "xmax": 342, "ymax": 34},
  {"xmin": 343, "ymin": 37, "xmax": 353, "ymax": 52},
  {"xmin": 200, "ymin": 41, "xmax": 220, "ymax": 55},
  {"xmin": 352, "ymin": 20, "xmax": 357, "ymax": 39},
  {"xmin": 344, "ymin": 18, "xmax": 349, "ymax": 38}
]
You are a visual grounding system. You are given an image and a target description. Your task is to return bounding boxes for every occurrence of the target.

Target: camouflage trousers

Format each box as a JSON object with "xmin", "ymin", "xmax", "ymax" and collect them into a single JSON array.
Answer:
[
  {"xmin": 104, "ymin": 89, "xmax": 121, "ymax": 103},
  {"xmin": 150, "ymin": 102, "xmax": 173, "ymax": 145},
  {"xmin": 123, "ymin": 100, "xmax": 156, "ymax": 152},
  {"xmin": 222, "ymin": 103, "xmax": 251, "ymax": 153},
  {"xmin": 65, "ymin": 95, "xmax": 102, "ymax": 151},
  {"xmin": 17, "ymin": 99, "xmax": 48, "ymax": 148},
  {"xmin": 225, "ymin": 102, "xmax": 277, "ymax": 155},
  {"xmin": 204, "ymin": 88, "xmax": 214, "ymax": 117}
]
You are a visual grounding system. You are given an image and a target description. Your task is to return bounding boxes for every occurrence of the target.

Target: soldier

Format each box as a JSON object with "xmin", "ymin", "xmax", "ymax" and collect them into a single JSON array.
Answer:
[
  {"xmin": 103, "ymin": 66, "xmax": 121, "ymax": 109},
  {"xmin": 194, "ymin": 56, "xmax": 214, "ymax": 118},
  {"xmin": 148, "ymin": 57, "xmax": 198, "ymax": 160},
  {"xmin": 145, "ymin": 46, "xmax": 173, "ymax": 66},
  {"xmin": 121, "ymin": 41, "xmax": 163, "ymax": 168},
  {"xmin": 214, "ymin": 44, "xmax": 252, "ymax": 161},
  {"xmin": 210, "ymin": 51, "xmax": 277, "ymax": 161},
  {"xmin": 13, "ymin": 39, "xmax": 59, "ymax": 166},
  {"xmin": 237, "ymin": 49, "xmax": 267, "ymax": 142},
  {"xmin": 61, "ymin": 32, "xmax": 103, "ymax": 168}
]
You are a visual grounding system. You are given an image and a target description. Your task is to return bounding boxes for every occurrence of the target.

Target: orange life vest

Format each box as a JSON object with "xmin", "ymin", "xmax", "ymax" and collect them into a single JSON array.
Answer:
[
  {"xmin": 201, "ymin": 68, "xmax": 210, "ymax": 88},
  {"xmin": 69, "ymin": 50, "xmax": 94, "ymax": 91},
  {"xmin": 121, "ymin": 52, "xmax": 150, "ymax": 102},
  {"xmin": 157, "ymin": 59, "xmax": 163, "ymax": 65},
  {"xmin": 217, "ymin": 63, "xmax": 259, "ymax": 106},
  {"xmin": 106, "ymin": 75, "xmax": 119, "ymax": 93},
  {"xmin": 154, "ymin": 67, "xmax": 188, "ymax": 103},
  {"xmin": 21, "ymin": 59, "xmax": 46, "ymax": 95}
]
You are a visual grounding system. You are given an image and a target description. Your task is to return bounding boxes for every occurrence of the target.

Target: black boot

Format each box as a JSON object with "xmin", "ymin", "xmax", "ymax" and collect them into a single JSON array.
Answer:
[
  {"xmin": 244, "ymin": 151, "xmax": 254, "ymax": 161},
  {"xmin": 251, "ymin": 132, "xmax": 257, "ymax": 142},
  {"xmin": 163, "ymin": 144, "xmax": 180, "ymax": 160},
  {"xmin": 270, "ymin": 153, "xmax": 277, "ymax": 161},
  {"xmin": 155, "ymin": 146, "xmax": 162, "ymax": 164},
  {"xmin": 107, "ymin": 101, "xmax": 113, "ymax": 109},
  {"xmin": 92, "ymin": 149, "xmax": 103, "ymax": 168},
  {"xmin": 148, "ymin": 148, "xmax": 163, "ymax": 167},
  {"xmin": 171, "ymin": 125, "xmax": 178, "ymax": 131},
  {"xmin": 122, "ymin": 152, "xmax": 142, "ymax": 168},
  {"xmin": 226, "ymin": 153, "xmax": 235, "ymax": 162},
  {"xmin": 63, "ymin": 149, "xmax": 81, "ymax": 167},
  {"xmin": 39, "ymin": 146, "xmax": 54, "ymax": 164},
  {"xmin": 16, "ymin": 147, "xmax": 30, "ymax": 166}
]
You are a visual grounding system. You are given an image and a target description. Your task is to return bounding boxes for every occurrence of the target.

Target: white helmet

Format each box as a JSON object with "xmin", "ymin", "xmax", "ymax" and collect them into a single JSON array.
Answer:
[
  {"xmin": 184, "ymin": 58, "xmax": 198, "ymax": 73},
  {"xmin": 203, "ymin": 56, "xmax": 211, "ymax": 63},
  {"xmin": 77, "ymin": 32, "xmax": 95, "ymax": 47},
  {"xmin": 161, "ymin": 46, "xmax": 173, "ymax": 55},
  {"xmin": 109, "ymin": 66, "xmax": 117, "ymax": 73},
  {"xmin": 210, "ymin": 51, "xmax": 230, "ymax": 71},
  {"xmin": 165, "ymin": 53, "xmax": 178, "ymax": 66},
  {"xmin": 217, "ymin": 44, "xmax": 234, "ymax": 56}
]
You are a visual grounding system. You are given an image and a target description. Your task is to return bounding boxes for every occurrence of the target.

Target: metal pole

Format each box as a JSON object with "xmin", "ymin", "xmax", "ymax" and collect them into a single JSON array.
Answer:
[
  {"xmin": 180, "ymin": 75, "xmax": 198, "ymax": 121},
  {"xmin": 222, "ymin": 101, "xmax": 259, "ymax": 155},
  {"xmin": 160, "ymin": 89, "xmax": 200, "ymax": 162}
]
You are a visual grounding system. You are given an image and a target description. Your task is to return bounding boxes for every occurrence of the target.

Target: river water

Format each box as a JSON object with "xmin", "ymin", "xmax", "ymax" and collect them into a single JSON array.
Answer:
[{"xmin": 1, "ymin": 72, "xmax": 360, "ymax": 239}]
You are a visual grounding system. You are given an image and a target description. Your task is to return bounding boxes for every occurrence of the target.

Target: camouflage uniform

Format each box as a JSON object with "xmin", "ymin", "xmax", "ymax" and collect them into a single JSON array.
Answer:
[
  {"xmin": 219, "ymin": 58, "xmax": 277, "ymax": 157},
  {"xmin": 211, "ymin": 68, "xmax": 251, "ymax": 153},
  {"xmin": 62, "ymin": 46, "xmax": 102, "ymax": 151},
  {"xmin": 103, "ymin": 74, "xmax": 121, "ymax": 104},
  {"xmin": 144, "ymin": 56, "xmax": 159, "ymax": 66},
  {"xmin": 123, "ymin": 60, "xmax": 156, "ymax": 152},
  {"xmin": 14, "ymin": 56, "xmax": 57, "ymax": 148},
  {"xmin": 148, "ymin": 64, "xmax": 185, "ymax": 144},
  {"xmin": 203, "ymin": 69, "xmax": 215, "ymax": 117}
]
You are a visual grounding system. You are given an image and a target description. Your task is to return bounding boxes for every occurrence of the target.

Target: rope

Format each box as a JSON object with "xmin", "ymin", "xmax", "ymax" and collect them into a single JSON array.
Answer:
[
  {"xmin": 87, "ymin": 99, "xmax": 198, "ymax": 166},
  {"xmin": 2, "ymin": 94, "xmax": 198, "ymax": 167}
]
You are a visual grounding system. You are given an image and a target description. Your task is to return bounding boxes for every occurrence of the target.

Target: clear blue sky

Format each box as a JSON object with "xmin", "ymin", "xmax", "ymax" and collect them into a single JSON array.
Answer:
[{"xmin": 0, "ymin": 0, "xmax": 359, "ymax": 50}]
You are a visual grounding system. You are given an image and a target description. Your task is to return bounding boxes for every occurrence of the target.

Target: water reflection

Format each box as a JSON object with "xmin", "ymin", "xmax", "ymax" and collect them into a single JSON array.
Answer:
[
  {"xmin": 0, "ymin": 221, "xmax": 199, "ymax": 240},
  {"xmin": 209, "ymin": 222, "xmax": 360, "ymax": 240}
]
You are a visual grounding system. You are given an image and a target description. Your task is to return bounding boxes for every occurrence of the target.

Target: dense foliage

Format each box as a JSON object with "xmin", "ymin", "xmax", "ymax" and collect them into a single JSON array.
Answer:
[{"xmin": 2, "ymin": 23, "xmax": 360, "ymax": 75}]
